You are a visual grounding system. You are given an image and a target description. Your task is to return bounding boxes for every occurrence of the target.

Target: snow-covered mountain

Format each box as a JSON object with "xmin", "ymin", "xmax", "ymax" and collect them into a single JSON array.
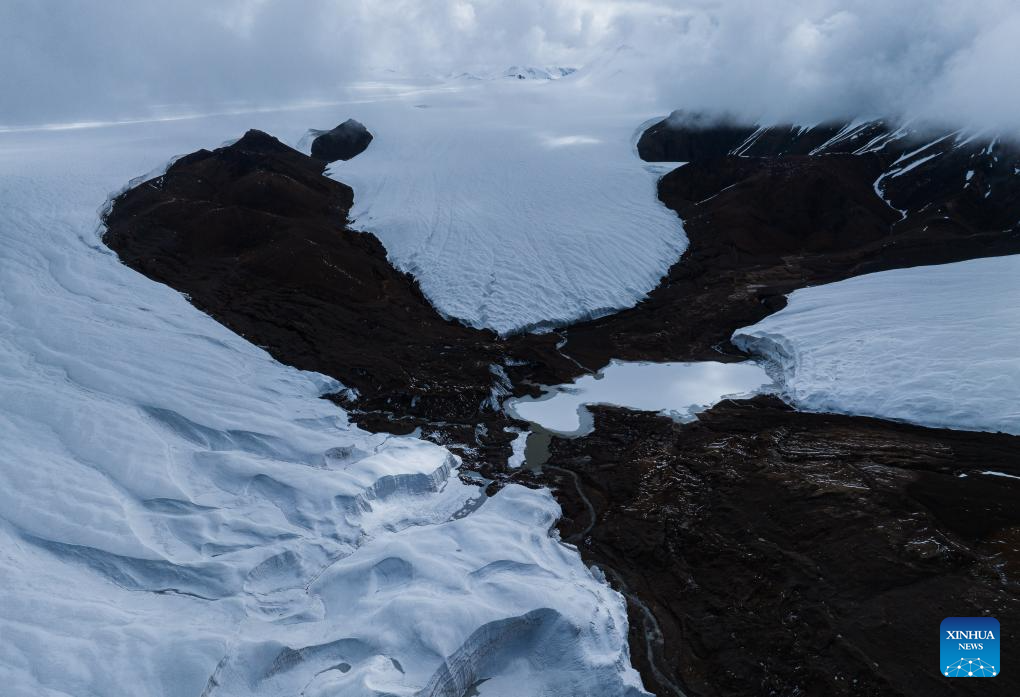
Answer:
[
  {"xmin": 448, "ymin": 66, "xmax": 577, "ymax": 81},
  {"xmin": 502, "ymin": 65, "xmax": 576, "ymax": 80}
]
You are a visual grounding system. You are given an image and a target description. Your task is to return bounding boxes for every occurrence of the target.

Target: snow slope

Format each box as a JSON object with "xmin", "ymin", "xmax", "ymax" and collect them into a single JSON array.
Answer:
[
  {"xmin": 0, "ymin": 113, "xmax": 647, "ymax": 695},
  {"xmin": 732, "ymin": 256, "xmax": 1020, "ymax": 435},
  {"xmin": 328, "ymin": 63, "xmax": 687, "ymax": 334}
]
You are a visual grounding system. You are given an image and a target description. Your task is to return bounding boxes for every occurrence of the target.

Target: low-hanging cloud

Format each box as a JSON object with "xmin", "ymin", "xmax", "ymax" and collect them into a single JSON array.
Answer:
[
  {"xmin": 622, "ymin": 0, "xmax": 1020, "ymax": 130},
  {"xmin": 2, "ymin": 0, "xmax": 1019, "ymax": 132}
]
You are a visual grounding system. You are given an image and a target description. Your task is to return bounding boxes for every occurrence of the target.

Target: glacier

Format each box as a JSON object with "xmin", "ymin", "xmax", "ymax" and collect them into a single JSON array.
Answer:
[
  {"xmin": 732, "ymin": 255, "xmax": 1020, "ymax": 435},
  {"xmin": 327, "ymin": 60, "xmax": 688, "ymax": 334},
  {"xmin": 0, "ymin": 106, "xmax": 648, "ymax": 695}
]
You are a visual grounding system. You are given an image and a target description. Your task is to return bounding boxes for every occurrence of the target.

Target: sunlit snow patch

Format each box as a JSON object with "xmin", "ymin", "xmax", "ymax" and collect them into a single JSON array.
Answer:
[{"xmin": 506, "ymin": 360, "xmax": 772, "ymax": 435}]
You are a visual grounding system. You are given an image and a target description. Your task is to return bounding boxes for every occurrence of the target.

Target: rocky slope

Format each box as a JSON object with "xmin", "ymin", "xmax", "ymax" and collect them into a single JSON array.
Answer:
[
  {"xmin": 548, "ymin": 397, "xmax": 1019, "ymax": 696},
  {"xmin": 561, "ymin": 116, "xmax": 1020, "ymax": 370},
  {"xmin": 103, "ymin": 129, "xmax": 574, "ymax": 468}
]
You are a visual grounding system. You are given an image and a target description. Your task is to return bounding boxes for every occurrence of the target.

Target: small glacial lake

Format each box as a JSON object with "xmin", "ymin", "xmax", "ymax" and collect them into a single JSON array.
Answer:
[{"xmin": 506, "ymin": 359, "xmax": 772, "ymax": 437}]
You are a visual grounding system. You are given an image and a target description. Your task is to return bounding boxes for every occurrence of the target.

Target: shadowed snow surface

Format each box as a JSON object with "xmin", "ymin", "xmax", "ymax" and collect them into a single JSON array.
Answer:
[{"xmin": 0, "ymin": 108, "xmax": 647, "ymax": 696}]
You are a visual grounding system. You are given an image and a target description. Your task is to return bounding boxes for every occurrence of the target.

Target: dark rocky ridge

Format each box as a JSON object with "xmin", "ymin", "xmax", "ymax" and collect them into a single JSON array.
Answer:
[
  {"xmin": 548, "ymin": 397, "xmax": 1020, "ymax": 697},
  {"xmin": 102, "ymin": 129, "xmax": 574, "ymax": 469},
  {"xmin": 102, "ymin": 121, "xmax": 1020, "ymax": 697},
  {"xmin": 310, "ymin": 118, "xmax": 373, "ymax": 162},
  {"xmin": 562, "ymin": 115, "xmax": 1020, "ymax": 370},
  {"xmin": 564, "ymin": 116, "xmax": 1020, "ymax": 695}
]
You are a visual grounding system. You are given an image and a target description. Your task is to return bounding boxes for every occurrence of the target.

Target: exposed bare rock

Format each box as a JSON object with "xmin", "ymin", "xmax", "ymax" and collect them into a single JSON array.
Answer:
[
  {"xmin": 547, "ymin": 396, "xmax": 1020, "ymax": 697},
  {"xmin": 310, "ymin": 118, "xmax": 373, "ymax": 162},
  {"xmin": 102, "ymin": 129, "xmax": 571, "ymax": 468},
  {"xmin": 560, "ymin": 119, "xmax": 1020, "ymax": 371}
]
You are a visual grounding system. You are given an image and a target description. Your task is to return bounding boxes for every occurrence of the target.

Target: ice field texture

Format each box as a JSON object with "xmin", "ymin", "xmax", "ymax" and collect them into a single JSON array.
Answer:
[
  {"xmin": 328, "ymin": 57, "xmax": 688, "ymax": 334},
  {"xmin": 733, "ymin": 256, "xmax": 1020, "ymax": 435}
]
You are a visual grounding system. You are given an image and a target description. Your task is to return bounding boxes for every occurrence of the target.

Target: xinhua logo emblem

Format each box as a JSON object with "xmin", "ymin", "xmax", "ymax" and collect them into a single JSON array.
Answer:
[{"xmin": 941, "ymin": 617, "xmax": 999, "ymax": 677}]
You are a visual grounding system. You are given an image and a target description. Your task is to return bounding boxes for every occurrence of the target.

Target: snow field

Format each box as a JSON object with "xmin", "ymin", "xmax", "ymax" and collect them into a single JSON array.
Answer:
[{"xmin": 328, "ymin": 66, "xmax": 687, "ymax": 334}]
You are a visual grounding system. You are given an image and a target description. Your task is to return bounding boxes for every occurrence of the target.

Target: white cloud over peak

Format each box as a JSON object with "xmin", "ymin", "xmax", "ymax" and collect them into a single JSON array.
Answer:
[{"xmin": 2, "ymin": 0, "xmax": 1019, "ymax": 132}]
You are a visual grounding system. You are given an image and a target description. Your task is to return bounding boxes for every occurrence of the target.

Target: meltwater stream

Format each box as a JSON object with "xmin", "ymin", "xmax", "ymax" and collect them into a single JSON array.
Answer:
[{"xmin": 503, "ymin": 359, "xmax": 772, "ymax": 696}]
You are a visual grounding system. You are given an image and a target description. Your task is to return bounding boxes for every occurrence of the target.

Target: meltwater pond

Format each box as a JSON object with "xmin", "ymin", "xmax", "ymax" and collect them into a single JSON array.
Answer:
[{"xmin": 506, "ymin": 360, "xmax": 773, "ymax": 436}]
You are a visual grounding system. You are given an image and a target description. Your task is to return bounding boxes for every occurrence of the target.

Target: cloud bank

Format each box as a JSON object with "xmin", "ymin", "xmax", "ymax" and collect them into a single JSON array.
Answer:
[{"xmin": 2, "ymin": 0, "xmax": 1019, "ymax": 131}]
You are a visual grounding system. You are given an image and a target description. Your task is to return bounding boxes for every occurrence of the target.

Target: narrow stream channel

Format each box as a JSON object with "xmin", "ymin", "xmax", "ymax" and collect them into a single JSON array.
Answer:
[{"xmin": 499, "ymin": 358, "xmax": 771, "ymax": 697}]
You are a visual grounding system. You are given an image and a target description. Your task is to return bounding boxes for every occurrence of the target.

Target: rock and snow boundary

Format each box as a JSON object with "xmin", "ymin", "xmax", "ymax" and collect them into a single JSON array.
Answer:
[
  {"xmin": 6, "ymin": 62, "xmax": 1020, "ymax": 697},
  {"xmin": 0, "ymin": 111, "xmax": 648, "ymax": 696},
  {"xmin": 733, "ymin": 255, "xmax": 1020, "ymax": 436},
  {"xmin": 327, "ymin": 62, "xmax": 688, "ymax": 335}
]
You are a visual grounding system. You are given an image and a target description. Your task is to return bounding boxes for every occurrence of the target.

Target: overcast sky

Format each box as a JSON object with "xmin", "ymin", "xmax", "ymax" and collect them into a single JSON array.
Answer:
[{"xmin": 2, "ymin": 0, "xmax": 1019, "ymax": 131}]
